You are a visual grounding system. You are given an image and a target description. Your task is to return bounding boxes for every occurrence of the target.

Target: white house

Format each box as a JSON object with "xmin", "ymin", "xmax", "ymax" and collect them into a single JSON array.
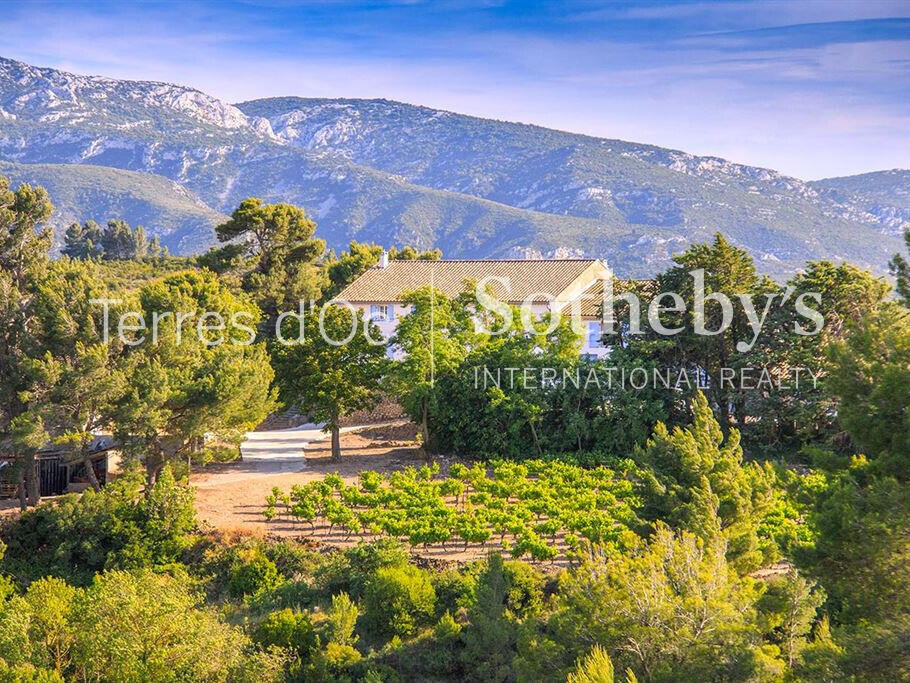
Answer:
[{"xmin": 337, "ymin": 254, "xmax": 617, "ymax": 358}]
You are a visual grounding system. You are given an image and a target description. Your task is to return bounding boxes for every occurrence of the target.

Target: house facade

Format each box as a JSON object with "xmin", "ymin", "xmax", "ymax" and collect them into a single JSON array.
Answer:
[{"xmin": 337, "ymin": 254, "xmax": 615, "ymax": 358}]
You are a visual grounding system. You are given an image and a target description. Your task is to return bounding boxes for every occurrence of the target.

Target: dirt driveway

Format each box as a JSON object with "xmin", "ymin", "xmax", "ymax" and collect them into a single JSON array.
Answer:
[{"xmin": 192, "ymin": 422, "xmax": 423, "ymax": 535}]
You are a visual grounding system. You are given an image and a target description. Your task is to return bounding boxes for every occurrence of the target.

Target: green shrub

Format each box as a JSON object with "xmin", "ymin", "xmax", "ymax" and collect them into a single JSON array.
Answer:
[
  {"xmin": 567, "ymin": 645, "xmax": 616, "ymax": 683},
  {"xmin": 199, "ymin": 538, "xmax": 320, "ymax": 608},
  {"xmin": 434, "ymin": 611, "xmax": 462, "ymax": 640},
  {"xmin": 315, "ymin": 539, "xmax": 409, "ymax": 599},
  {"xmin": 0, "ymin": 466, "xmax": 195, "ymax": 585},
  {"xmin": 371, "ymin": 623, "xmax": 464, "ymax": 679},
  {"xmin": 319, "ymin": 593, "xmax": 359, "ymax": 646},
  {"xmin": 0, "ymin": 568, "xmax": 282, "ymax": 683},
  {"xmin": 459, "ymin": 554, "xmax": 534, "ymax": 682},
  {"xmin": 0, "ymin": 660, "xmax": 64, "ymax": 683},
  {"xmin": 250, "ymin": 580, "xmax": 318, "ymax": 612},
  {"xmin": 0, "ymin": 596, "xmax": 33, "ymax": 668},
  {"xmin": 227, "ymin": 547, "xmax": 281, "ymax": 599},
  {"xmin": 19, "ymin": 578, "xmax": 78, "ymax": 673},
  {"xmin": 70, "ymin": 569, "xmax": 283, "ymax": 682},
  {"xmin": 433, "ymin": 568, "xmax": 477, "ymax": 617},
  {"xmin": 262, "ymin": 540, "xmax": 322, "ymax": 580},
  {"xmin": 306, "ymin": 642, "xmax": 362, "ymax": 681},
  {"xmin": 253, "ymin": 608, "xmax": 317, "ymax": 657},
  {"xmin": 499, "ymin": 559, "xmax": 546, "ymax": 619},
  {"xmin": 363, "ymin": 565, "xmax": 436, "ymax": 638}
]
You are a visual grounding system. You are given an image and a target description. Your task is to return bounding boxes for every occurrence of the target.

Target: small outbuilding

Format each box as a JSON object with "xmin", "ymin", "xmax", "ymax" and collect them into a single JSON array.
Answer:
[{"xmin": 0, "ymin": 436, "xmax": 119, "ymax": 499}]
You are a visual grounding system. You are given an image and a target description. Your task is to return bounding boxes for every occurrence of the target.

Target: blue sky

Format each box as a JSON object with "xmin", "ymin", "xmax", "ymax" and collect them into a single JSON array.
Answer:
[{"xmin": 3, "ymin": 0, "xmax": 909, "ymax": 179}]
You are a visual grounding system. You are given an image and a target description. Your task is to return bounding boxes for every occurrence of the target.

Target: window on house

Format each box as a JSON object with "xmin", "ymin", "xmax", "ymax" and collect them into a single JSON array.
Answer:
[
  {"xmin": 587, "ymin": 321, "xmax": 603, "ymax": 348},
  {"xmin": 370, "ymin": 304, "xmax": 394, "ymax": 322}
]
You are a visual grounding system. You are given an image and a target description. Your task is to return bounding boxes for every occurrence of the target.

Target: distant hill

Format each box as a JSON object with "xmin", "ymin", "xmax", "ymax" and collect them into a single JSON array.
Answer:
[
  {"xmin": 810, "ymin": 170, "xmax": 910, "ymax": 238},
  {"xmin": 0, "ymin": 161, "xmax": 226, "ymax": 254},
  {"xmin": 0, "ymin": 56, "xmax": 905, "ymax": 276}
]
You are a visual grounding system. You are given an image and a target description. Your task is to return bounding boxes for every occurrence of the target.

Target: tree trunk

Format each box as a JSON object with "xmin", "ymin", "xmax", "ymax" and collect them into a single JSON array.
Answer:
[
  {"xmin": 146, "ymin": 462, "xmax": 162, "ymax": 492},
  {"xmin": 24, "ymin": 451, "xmax": 40, "ymax": 507},
  {"xmin": 16, "ymin": 467, "xmax": 26, "ymax": 512},
  {"xmin": 529, "ymin": 420, "xmax": 543, "ymax": 458},
  {"xmin": 81, "ymin": 443, "xmax": 102, "ymax": 492},
  {"xmin": 330, "ymin": 424, "xmax": 341, "ymax": 462},
  {"xmin": 145, "ymin": 448, "xmax": 164, "ymax": 494},
  {"xmin": 420, "ymin": 404, "xmax": 430, "ymax": 445},
  {"xmin": 82, "ymin": 455, "xmax": 102, "ymax": 492},
  {"xmin": 420, "ymin": 399, "xmax": 432, "ymax": 464}
]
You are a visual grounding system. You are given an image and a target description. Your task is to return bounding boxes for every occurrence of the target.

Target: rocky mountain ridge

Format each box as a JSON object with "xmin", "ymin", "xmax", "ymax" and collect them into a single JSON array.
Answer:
[{"xmin": 0, "ymin": 56, "xmax": 905, "ymax": 277}]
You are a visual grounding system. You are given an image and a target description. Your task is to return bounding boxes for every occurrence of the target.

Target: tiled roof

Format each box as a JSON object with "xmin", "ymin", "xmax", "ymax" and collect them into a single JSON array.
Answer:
[
  {"xmin": 338, "ymin": 259, "xmax": 601, "ymax": 303},
  {"xmin": 574, "ymin": 278, "xmax": 658, "ymax": 317}
]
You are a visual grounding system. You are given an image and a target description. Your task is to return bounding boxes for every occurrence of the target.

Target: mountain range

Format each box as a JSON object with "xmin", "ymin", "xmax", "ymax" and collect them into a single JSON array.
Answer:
[{"xmin": 0, "ymin": 56, "xmax": 906, "ymax": 278}]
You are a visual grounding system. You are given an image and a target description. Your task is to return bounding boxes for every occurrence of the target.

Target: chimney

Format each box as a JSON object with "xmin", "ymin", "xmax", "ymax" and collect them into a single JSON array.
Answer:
[{"xmin": 378, "ymin": 249, "xmax": 389, "ymax": 269}]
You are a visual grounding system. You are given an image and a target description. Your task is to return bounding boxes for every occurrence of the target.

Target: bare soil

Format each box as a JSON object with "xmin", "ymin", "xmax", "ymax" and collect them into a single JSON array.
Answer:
[
  {"xmin": 192, "ymin": 424, "xmax": 424, "ymax": 537},
  {"xmin": 191, "ymin": 422, "xmax": 527, "ymax": 565}
]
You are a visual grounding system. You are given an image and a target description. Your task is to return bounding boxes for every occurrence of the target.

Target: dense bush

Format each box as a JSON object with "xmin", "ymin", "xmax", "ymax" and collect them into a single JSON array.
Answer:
[
  {"xmin": 227, "ymin": 546, "xmax": 282, "ymax": 599},
  {"xmin": 458, "ymin": 553, "xmax": 547, "ymax": 681},
  {"xmin": 253, "ymin": 608, "xmax": 317, "ymax": 657},
  {"xmin": 363, "ymin": 564, "xmax": 437, "ymax": 638},
  {"xmin": 314, "ymin": 539, "xmax": 410, "ymax": 599},
  {"xmin": 432, "ymin": 567, "xmax": 478, "ymax": 617},
  {"xmin": 635, "ymin": 392, "xmax": 777, "ymax": 573},
  {"xmin": 261, "ymin": 539, "xmax": 323, "ymax": 580},
  {"xmin": 567, "ymin": 645, "xmax": 620, "ymax": 683},
  {"xmin": 0, "ymin": 568, "xmax": 283, "ymax": 682},
  {"xmin": 0, "ymin": 466, "xmax": 195, "ymax": 585},
  {"xmin": 305, "ymin": 642, "xmax": 362, "ymax": 681},
  {"xmin": 516, "ymin": 526, "xmax": 783, "ymax": 681},
  {"xmin": 0, "ymin": 659, "xmax": 63, "ymax": 683},
  {"xmin": 317, "ymin": 592, "xmax": 359, "ymax": 647}
]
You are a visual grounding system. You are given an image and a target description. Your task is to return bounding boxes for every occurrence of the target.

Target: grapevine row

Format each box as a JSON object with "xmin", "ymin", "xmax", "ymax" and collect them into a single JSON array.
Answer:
[{"xmin": 263, "ymin": 459, "xmax": 646, "ymax": 563}]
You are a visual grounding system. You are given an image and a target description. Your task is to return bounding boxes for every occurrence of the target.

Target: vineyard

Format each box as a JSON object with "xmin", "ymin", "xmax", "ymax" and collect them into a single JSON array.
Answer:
[{"xmin": 263, "ymin": 459, "xmax": 647, "ymax": 563}]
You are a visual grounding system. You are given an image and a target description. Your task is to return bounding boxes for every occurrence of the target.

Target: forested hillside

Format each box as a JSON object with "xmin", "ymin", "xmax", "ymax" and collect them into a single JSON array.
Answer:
[{"xmin": 0, "ymin": 161, "xmax": 226, "ymax": 254}]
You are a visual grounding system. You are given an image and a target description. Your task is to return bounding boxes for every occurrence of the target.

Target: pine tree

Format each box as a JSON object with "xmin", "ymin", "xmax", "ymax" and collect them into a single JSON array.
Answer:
[
  {"xmin": 890, "ymin": 228, "xmax": 910, "ymax": 308},
  {"xmin": 215, "ymin": 198, "xmax": 326, "ymax": 327},
  {"xmin": 647, "ymin": 233, "xmax": 778, "ymax": 432},
  {"xmin": 62, "ymin": 220, "xmax": 104, "ymax": 259},
  {"xmin": 148, "ymin": 235, "xmax": 166, "ymax": 259},
  {"xmin": 28, "ymin": 259, "xmax": 127, "ymax": 492},
  {"xmin": 567, "ymin": 645, "xmax": 615, "ymax": 683},
  {"xmin": 133, "ymin": 225, "xmax": 149, "ymax": 259},
  {"xmin": 0, "ymin": 176, "xmax": 54, "ymax": 506},
  {"xmin": 111, "ymin": 270, "xmax": 277, "ymax": 488},
  {"xmin": 271, "ymin": 305, "xmax": 387, "ymax": 461},
  {"xmin": 102, "ymin": 219, "xmax": 135, "ymax": 260},
  {"xmin": 634, "ymin": 392, "xmax": 775, "ymax": 572},
  {"xmin": 826, "ymin": 304, "xmax": 910, "ymax": 464}
]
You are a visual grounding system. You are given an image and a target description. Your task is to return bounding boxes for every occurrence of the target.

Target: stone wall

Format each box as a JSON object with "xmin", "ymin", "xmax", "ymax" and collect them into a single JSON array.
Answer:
[
  {"xmin": 340, "ymin": 394, "xmax": 407, "ymax": 426},
  {"xmin": 256, "ymin": 395, "xmax": 407, "ymax": 431}
]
